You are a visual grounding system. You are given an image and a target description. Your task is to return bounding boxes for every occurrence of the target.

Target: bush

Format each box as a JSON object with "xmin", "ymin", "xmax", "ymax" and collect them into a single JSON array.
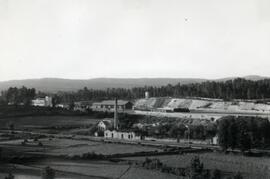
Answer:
[
  {"xmin": 189, "ymin": 156, "xmax": 204, "ymax": 179},
  {"xmin": 41, "ymin": 166, "xmax": 55, "ymax": 179},
  {"xmin": 211, "ymin": 169, "xmax": 221, "ymax": 179},
  {"xmin": 233, "ymin": 172, "xmax": 243, "ymax": 179},
  {"xmin": 5, "ymin": 173, "xmax": 14, "ymax": 179}
]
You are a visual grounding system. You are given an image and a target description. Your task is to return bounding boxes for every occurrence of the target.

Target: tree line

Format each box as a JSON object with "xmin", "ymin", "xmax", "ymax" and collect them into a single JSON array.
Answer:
[
  {"xmin": 2, "ymin": 78, "xmax": 270, "ymax": 105},
  {"xmin": 44, "ymin": 78, "xmax": 270, "ymax": 103},
  {"xmin": 0, "ymin": 86, "xmax": 36, "ymax": 106},
  {"xmin": 218, "ymin": 116, "xmax": 270, "ymax": 151}
]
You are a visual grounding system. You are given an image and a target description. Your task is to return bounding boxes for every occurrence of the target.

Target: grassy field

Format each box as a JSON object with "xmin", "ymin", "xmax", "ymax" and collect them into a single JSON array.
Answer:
[
  {"xmin": 0, "ymin": 138, "xmax": 161, "ymax": 156},
  {"xmin": 3, "ymin": 160, "xmax": 172, "ymax": 179},
  {"xmin": 29, "ymin": 159, "xmax": 181, "ymax": 179},
  {"xmin": 0, "ymin": 163, "xmax": 102, "ymax": 179},
  {"xmin": 0, "ymin": 115, "xmax": 100, "ymax": 130},
  {"xmin": 123, "ymin": 152, "xmax": 270, "ymax": 179},
  {"xmin": 121, "ymin": 167, "xmax": 187, "ymax": 179}
]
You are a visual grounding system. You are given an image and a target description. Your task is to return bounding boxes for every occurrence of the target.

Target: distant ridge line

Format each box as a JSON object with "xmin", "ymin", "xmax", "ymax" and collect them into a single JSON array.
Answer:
[{"xmin": 0, "ymin": 75, "xmax": 268, "ymax": 93}]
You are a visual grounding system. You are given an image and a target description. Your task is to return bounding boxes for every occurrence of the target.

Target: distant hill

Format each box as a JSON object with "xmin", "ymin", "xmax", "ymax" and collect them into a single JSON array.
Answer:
[
  {"xmin": 0, "ymin": 78, "xmax": 206, "ymax": 92},
  {"xmin": 0, "ymin": 75, "xmax": 268, "ymax": 93},
  {"xmin": 215, "ymin": 75, "xmax": 269, "ymax": 82}
]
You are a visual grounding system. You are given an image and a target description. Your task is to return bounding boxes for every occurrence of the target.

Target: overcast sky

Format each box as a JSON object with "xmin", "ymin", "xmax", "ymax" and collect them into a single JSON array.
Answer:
[{"xmin": 0, "ymin": 0, "xmax": 270, "ymax": 81}]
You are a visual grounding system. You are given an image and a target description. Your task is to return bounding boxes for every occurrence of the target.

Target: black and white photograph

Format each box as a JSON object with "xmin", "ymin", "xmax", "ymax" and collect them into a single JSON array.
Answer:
[{"xmin": 0, "ymin": 0, "xmax": 270, "ymax": 178}]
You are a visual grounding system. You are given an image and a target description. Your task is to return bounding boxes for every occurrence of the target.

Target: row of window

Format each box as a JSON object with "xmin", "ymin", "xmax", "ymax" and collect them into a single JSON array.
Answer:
[
  {"xmin": 95, "ymin": 105, "xmax": 125, "ymax": 109},
  {"xmin": 105, "ymin": 132, "xmax": 134, "ymax": 139}
]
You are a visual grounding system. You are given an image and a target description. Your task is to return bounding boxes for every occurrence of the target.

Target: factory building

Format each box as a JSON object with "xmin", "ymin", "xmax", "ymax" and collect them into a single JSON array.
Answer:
[
  {"xmin": 104, "ymin": 99, "xmax": 141, "ymax": 140},
  {"xmin": 92, "ymin": 100, "xmax": 133, "ymax": 112}
]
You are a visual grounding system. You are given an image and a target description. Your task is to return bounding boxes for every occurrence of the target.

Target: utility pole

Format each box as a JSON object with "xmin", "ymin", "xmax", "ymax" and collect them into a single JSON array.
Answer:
[{"xmin": 184, "ymin": 124, "xmax": 190, "ymax": 146}]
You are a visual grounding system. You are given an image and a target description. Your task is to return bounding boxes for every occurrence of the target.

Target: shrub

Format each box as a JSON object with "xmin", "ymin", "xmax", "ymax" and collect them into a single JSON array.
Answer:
[
  {"xmin": 5, "ymin": 173, "xmax": 14, "ymax": 179},
  {"xmin": 211, "ymin": 169, "xmax": 221, "ymax": 179},
  {"xmin": 233, "ymin": 172, "xmax": 243, "ymax": 179},
  {"xmin": 41, "ymin": 166, "xmax": 55, "ymax": 179},
  {"xmin": 189, "ymin": 156, "xmax": 204, "ymax": 179},
  {"xmin": 34, "ymin": 137, "xmax": 39, "ymax": 142}
]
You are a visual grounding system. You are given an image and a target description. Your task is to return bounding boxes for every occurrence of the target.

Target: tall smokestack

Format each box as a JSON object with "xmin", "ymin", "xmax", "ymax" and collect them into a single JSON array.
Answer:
[{"xmin": 114, "ymin": 98, "xmax": 118, "ymax": 130}]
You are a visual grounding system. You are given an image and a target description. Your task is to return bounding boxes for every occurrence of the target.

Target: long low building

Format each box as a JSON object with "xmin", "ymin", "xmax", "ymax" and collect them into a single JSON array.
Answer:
[
  {"xmin": 104, "ymin": 130, "xmax": 141, "ymax": 140},
  {"xmin": 74, "ymin": 101, "xmax": 93, "ymax": 112},
  {"xmin": 92, "ymin": 100, "xmax": 133, "ymax": 111}
]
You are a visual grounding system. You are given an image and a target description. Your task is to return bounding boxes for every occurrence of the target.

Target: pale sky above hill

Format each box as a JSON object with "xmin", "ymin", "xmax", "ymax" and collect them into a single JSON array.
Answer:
[{"xmin": 0, "ymin": 0, "xmax": 270, "ymax": 81}]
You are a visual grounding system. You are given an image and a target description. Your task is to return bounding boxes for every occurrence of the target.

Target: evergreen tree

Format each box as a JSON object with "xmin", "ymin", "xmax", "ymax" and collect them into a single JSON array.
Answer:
[
  {"xmin": 233, "ymin": 172, "xmax": 243, "ymax": 179},
  {"xmin": 211, "ymin": 169, "xmax": 221, "ymax": 179},
  {"xmin": 190, "ymin": 156, "xmax": 204, "ymax": 179},
  {"xmin": 41, "ymin": 166, "xmax": 55, "ymax": 179},
  {"xmin": 218, "ymin": 118, "xmax": 230, "ymax": 150}
]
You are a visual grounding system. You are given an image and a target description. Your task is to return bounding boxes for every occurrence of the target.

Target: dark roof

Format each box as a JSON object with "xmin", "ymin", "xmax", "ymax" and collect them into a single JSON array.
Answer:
[
  {"xmin": 93, "ymin": 100, "xmax": 132, "ymax": 106},
  {"xmin": 74, "ymin": 101, "xmax": 94, "ymax": 106},
  {"xmin": 99, "ymin": 120, "xmax": 112, "ymax": 127}
]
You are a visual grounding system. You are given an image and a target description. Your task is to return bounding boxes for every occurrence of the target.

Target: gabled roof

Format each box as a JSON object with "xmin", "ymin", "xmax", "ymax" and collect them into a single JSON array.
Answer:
[{"xmin": 98, "ymin": 119, "xmax": 113, "ymax": 128}]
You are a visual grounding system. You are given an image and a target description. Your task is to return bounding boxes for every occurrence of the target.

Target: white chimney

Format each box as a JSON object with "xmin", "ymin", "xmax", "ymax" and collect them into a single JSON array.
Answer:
[
  {"xmin": 114, "ymin": 98, "xmax": 118, "ymax": 130},
  {"xmin": 145, "ymin": 91, "xmax": 149, "ymax": 99}
]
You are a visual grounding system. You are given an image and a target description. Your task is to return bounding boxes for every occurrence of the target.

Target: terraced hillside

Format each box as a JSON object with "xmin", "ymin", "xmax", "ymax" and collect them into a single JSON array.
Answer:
[{"xmin": 134, "ymin": 97, "xmax": 270, "ymax": 114}]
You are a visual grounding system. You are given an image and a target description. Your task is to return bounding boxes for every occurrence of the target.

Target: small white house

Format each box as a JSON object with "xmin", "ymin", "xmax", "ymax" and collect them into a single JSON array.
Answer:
[
  {"xmin": 104, "ymin": 130, "xmax": 141, "ymax": 140},
  {"xmin": 97, "ymin": 120, "xmax": 112, "ymax": 131}
]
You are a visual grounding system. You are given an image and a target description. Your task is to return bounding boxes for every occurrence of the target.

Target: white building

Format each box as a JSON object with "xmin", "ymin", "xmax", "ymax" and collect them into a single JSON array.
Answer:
[
  {"xmin": 32, "ymin": 96, "xmax": 53, "ymax": 107},
  {"xmin": 97, "ymin": 119, "xmax": 112, "ymax": 131},
  {"xmin": 55, "ymin": 103, "xmax": 69, "ymax": 109},
  {"xmin": 104, "ymin": 130, "xmax": 141, "ymax": 140},
  {"xmin": 102, "ymin": 99, "xmax": 141, "ymax": 141}
]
